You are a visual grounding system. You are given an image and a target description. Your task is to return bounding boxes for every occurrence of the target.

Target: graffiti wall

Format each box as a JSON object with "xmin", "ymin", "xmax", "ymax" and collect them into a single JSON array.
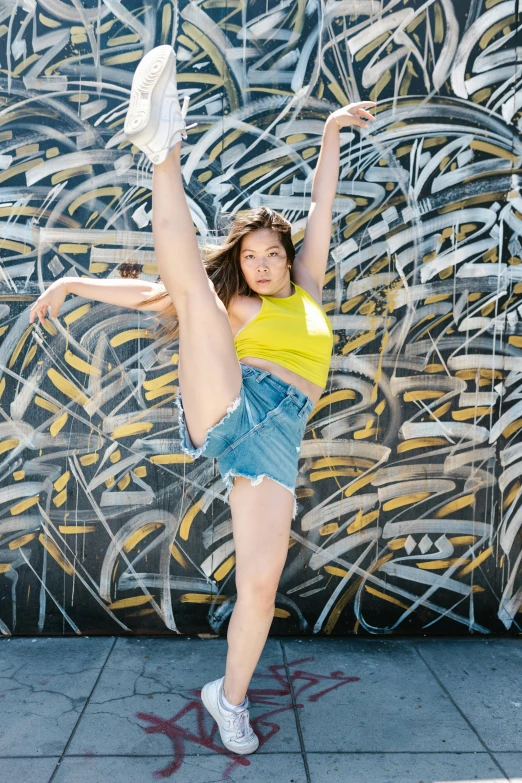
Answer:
[{"xmin": 0, "ymin": 0, "xmax": 521, "ymax": 637}]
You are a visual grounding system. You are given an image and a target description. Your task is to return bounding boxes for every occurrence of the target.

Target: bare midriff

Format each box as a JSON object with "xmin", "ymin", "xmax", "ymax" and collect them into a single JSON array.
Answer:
[{"xmin": 239, "ymin": 356, "xmax": 324, "ymax": 406}]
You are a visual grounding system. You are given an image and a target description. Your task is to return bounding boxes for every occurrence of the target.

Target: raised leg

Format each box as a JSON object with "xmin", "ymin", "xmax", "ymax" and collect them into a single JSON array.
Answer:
[
  {"xmin": 152, "ymin": 143, "xmax": 242, "ymax": 447},
  {"xmin": 223, "ymin": 476, "xmax": 295, "ymax": 705}
]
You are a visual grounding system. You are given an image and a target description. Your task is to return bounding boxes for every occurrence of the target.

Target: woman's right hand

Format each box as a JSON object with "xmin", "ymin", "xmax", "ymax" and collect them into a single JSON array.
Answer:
[{"xmin": 29, "ymin": 279, "xmax": 68, "ymax": 324}]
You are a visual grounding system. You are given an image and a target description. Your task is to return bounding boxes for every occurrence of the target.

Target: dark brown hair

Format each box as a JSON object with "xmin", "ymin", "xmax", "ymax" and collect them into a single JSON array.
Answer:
[{"xmin": 123, "ymin": 206, "xmax": 295, "ymax": 344}]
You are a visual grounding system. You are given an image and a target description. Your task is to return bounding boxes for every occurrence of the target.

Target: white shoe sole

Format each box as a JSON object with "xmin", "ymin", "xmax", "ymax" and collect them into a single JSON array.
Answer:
[
  {"xmin": 124, "ymin": 45, "xmax": 194, "ymax": 164},
  {"xmin": 201, "ymin": 680, "xmax": 259, "ymax": 755}
]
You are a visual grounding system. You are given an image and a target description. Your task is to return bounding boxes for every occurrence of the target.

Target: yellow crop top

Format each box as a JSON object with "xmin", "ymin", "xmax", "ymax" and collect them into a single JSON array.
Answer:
[{"xmin": 233, "ymin": 282, "xmax": 334, "ymax": 387}]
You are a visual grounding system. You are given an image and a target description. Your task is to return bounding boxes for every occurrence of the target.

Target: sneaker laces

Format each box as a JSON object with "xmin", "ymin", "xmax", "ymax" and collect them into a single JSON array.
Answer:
[
  {"xmin": 231, "ymin": 707, "xmax": 254, "ymax": 741},
  {"xmin": 179, "ymin": 95, "xmax": 198, "ymax": 140}
]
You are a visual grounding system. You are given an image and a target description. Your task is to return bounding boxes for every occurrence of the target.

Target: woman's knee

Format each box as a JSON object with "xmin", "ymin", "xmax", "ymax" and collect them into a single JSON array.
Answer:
[{"xmin": 236, "ymin": 575, "xmax": 279, "ymax": 610}]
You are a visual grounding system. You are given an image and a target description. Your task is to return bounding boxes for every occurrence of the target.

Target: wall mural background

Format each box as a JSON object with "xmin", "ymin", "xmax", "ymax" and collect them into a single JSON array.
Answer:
[{"xmin": 0, "ymin": 0, "xmax": 521, "ymax": 637}]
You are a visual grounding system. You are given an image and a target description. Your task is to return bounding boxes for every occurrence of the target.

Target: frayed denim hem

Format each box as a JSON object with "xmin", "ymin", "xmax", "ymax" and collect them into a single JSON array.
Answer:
[
  {"xmin": 175, "ymin": 387, "xmax": 242, "ymax": 460},
  {"xmin": 222, "ymin": 469, "xmax": 298, "ymax": 521}
]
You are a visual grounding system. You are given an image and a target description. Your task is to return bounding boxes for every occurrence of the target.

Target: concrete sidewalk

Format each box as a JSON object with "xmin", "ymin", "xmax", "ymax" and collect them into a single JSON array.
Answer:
[{"xmin": 0, "ymin": 636, "xmax": 520, "ymax": 783}]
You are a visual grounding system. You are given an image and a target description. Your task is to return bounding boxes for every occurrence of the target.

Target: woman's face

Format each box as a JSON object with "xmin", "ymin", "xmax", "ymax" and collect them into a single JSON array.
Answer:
[{"xmin": 239, "ymin": 228, "xmax": 290, "ymax": 296}]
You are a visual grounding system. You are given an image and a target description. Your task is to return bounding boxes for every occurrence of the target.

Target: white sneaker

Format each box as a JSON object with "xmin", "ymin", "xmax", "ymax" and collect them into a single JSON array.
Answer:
[
  {"xmin": 201, "ymin": 676, "xmax": 259, "ymax": 755},
  {"xmin": 123, "ymin": 44, "xmax": 197, "ymax": 165}
]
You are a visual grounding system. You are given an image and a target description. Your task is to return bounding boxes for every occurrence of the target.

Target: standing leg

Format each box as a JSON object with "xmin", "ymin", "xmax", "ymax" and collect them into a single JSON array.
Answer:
[{"xmin": 223, "ymin": 476, "xmax": 295, "ymax": 704}]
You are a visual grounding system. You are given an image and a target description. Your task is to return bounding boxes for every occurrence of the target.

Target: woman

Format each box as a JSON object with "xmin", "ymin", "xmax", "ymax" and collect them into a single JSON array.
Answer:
[{"xmin": 30, "ymin": 45, "xmax": 375, "ymax": 755}]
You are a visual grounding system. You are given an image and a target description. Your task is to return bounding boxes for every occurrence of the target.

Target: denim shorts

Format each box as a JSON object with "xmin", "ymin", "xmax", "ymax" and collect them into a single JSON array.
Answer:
[{"xmin": 175, "ymin": 363, "xmax": 315, "ymax": 519}]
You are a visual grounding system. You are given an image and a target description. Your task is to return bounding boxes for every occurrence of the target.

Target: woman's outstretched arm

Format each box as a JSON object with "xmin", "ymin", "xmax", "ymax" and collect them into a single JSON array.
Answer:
[
  {"xmin": 292, "ymin": 101, "xmax": 376, "ymax": 295},
  {"xmin": 29, "ymin": 276, "xmax": 171, "ymax": 324}
]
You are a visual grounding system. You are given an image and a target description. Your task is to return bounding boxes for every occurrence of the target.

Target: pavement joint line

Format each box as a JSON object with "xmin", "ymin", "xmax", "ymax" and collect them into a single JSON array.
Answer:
[
  {"xmin": 47, "ymin": 636, "xmax": 117, "ymax": 783},
  {"xmin": 413, "ymin": 642, "xmax": 511, "ymax": 782},
  {"xmin": 0, "ymin": 750, "xmax": 504, "ymax": 758},
  {"xmin": 280, "ymin": 638, "xmax": 312, "ymax": 783}
]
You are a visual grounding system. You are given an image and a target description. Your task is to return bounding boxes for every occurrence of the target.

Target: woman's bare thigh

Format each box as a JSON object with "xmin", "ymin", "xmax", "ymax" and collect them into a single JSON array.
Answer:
[
  {"xmin": 176, "ymin": 281, "xmax": 242, "ymax": 449},
  {"xmin": 229, "ymin": 476, "xmax": 294, "ymax": 595}
]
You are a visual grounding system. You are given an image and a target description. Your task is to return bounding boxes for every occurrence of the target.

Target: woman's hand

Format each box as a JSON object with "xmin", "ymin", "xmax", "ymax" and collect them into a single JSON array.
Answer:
[
  {"xmin": 329, "ymin": 101, "xmax": 376, "ymax": 131},
  {"xmin": 29, "ymin": 279, "xmax": 68, "ymax": 324}
]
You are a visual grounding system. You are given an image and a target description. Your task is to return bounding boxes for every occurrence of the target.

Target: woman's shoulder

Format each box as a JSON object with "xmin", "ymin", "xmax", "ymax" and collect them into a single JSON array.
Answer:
[{"xmin": 227, "ymin": 292, "xmax": 262, "ymax": 328}]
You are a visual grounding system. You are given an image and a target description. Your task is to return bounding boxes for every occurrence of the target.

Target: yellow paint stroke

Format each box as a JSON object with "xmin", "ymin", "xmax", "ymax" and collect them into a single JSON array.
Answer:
[
  {"xmin": 344, "ymin": 473, "xmax": 376, "ymax": 498},
  {"xmin": 63, "ymin": 349, "xmax": 101, "ymax": 376},
  {"xmin": 509, "ymin": 336, "xmax": 522, "ymax": 347},
  {"xmin": 417, "ymin": 558, "xmax": 471, "ymax": 569},
  {"xmin": 80, "ymin": 453, "xmax": 98, "ymax": 466},
  {"xmin": 9, "ymin": 533, "xmax": 36, "ymax": 549},
  {"xmin": 53, "ymin": 490, "xmax": 67, "ymax": 508},
  {"xmin": 8, "ymin": 325, "xmax": 32, "ymax": 369},
  {"xmin": 118, "ymin": 472, "xmax": 130, "ymax": 491},
  {"xmin": 415, "ymin": 312, "xmax": 452, "ymax": 341},
  {"xmin": 214, "ymin": 554, "xmax": 236, "ymax": 580},
  {"xmin": 348, "ymin": 509, "xmax": 379, "ymax": 533},
  {"xmin": 452, "ymin": 406, "xmax": 491, "ymax": 421},
  {"xmin": 34, "ymin": 396, "xmax": 59, "ymax": 413},
  {"xmin": 58, "ymin": 243, "xmax": 89, "ymax": 254},
  {"xmin": 123, "ymin": 521, "xmax": 163, "ymax": 553},
  {"xmin": 107, "ymin": 595, "xmax": 151, "ymax": 610},
  {"xmin": 110, "ymin": 450, "xmax": 121, "ymax": 463},
  {"xmin": 145, "ymin": 387, "xmax": 179, "ymax": 402},
  {"xmin": 430, "ymin": 402, "xmax": 452, "ymax": 419},
  {"xmin": 353, "ymin": 427, "xmax": 379, "ymax": 440},
  {"xmin": 133, "ymin": 466, "xmax": 147, "ymax": 477},
  {"xmin": 425, "ymin": 363, "xmax": 444, "ymax": 373},
  {"xmin": 102, "ymin": 49, "xmax": 143, "ymax": 67},
  {"xmin": 341, "ymin": 330, "xmax": 376, "ymax": 355},
  {"xmin": 403, "ymin": 390, "xmax": 445, "ymax": 402},
  {"xmin": 52, "ymin": 166, "xmax": 93, "ymax": 186},
  {"xmin": 13, "ymin": 471, "xmax": 25, "ymax": 480},
  {"xmin": 449, "ymin": 536, "xmax": 478, "ymax": 545},
  {"xmin": 503, "ymin": 481, "xmax": 520, "ymax": 508},
  {"xmin": 364, "ymin": 584, "xmax": 410, "ymax": 609},
  {"xmin": 170, "ymin": 543, "xmax": 189, "ymax": 569},
  {"xmin": 324, "ymin": 565, "xmax": 349, "ymax": 577},
  {"xmin": 502, "ymin": 418, "xmax": 522, "ymax": 438},
  {"xmin": 47, "ymin": 368, "xmax": 89, "ymax": 406},
  {"xmin": 0, "ymin": 564, "xmax": 11, "ymax": 573},
  {"xmin": 68, "ymin": 186, "xmax": 123, "ymax": 215},
  {"xmin": 309, "ymin": 389, "xmax": 356, "ymax": 418},
  {"xmin": 110, "ymin": 328, "xmax": 154, "ymax": 348},
  {"xmin": 324, "ymin": 552, "xmax": 394, "ymax": 634},
  {"xmin": 387, "ymin": 537, "xmax": 409, "ymax": 550},
  {"xmin": 38, "ymin": 533, "xmax": 74, "ymax": 575},
  {"xmin": 180, "ymin": 594, "xmax": 230, "ymax": 604},
  {"xmin": 143, "ymin": 369, "xmax": 179, "ymax": 390},
  {"xmin": 11, "ymin": 495, "xmax": 39, "ymax": 515},
  {"xmin": 112, "ymin": 422, "xmax": 154, "ymax": 438},
  {"xmin": 274, "ymin": 608, "xmax": 291, "ymax": 618},
  {"xmin": 371, "ymin": 328, "xmax": 389, "ymax": 402},
  {"xmin": 59, "ymin": 525, "xmax": 96, "ymax": 534},
  {"xmin": 457, "ymin": 546, "xmax": 494, "ymax": 576},
  {"xmin": 311, "ymin": 468, "xmax": 362, "ymax": 482},
  {"xmin": 179, "ymin": 497, "xmax": 205, "ymax": 541},
  {"xmin": 0, "ymin": 239, "xmax": 31, "ymax": 253},
  {"xmin": 21, "ymin": 342, "xmax": 37, "ymax": 371},
  {"xmin": 382, "ymin": 492, "xmax": 432, "ymax": 511},
  {"xmin": 150, "ymin": 453, "xmax": 194, "ymax": 464},
  {"xmin": 435, "ymin": 494, "xmax": 475, "ymax": 518},
  {"xmin": 319, "ymin": 523, "xmax": 339, "ymax": 535},
  {"xmin": 0, "ymin": 158, "xmax": 43, "ymax": 185},
  {"xmin": 397, "ymin": 437, "xmax": 447, "ymax": 453},
  {"xmin": 0, "ymin": 438, "xmax": 19, "ymax": 455},
  {"xmin": 240, "ymin": 156, "xmax": 293, "ymax": 188},
  {"xmin": 374, "ymin": 399, "xmax": 386, "ymax": 415},
  {"xmin": 50, "ymin": 412, "xmax": 68, "ymax": 437},
  {"xmin": 63, "ymin": 305, "xmax": 92, "ymax": 327},
  {"xmin": 311, "ymin": 457, "xmax": 373, "ymax": 469}
]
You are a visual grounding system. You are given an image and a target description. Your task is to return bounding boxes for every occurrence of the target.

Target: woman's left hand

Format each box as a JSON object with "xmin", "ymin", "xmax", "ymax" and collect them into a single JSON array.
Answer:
[{"xmin": 329, "ymin": 101, "xmax": 377, "ymax": 130}]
